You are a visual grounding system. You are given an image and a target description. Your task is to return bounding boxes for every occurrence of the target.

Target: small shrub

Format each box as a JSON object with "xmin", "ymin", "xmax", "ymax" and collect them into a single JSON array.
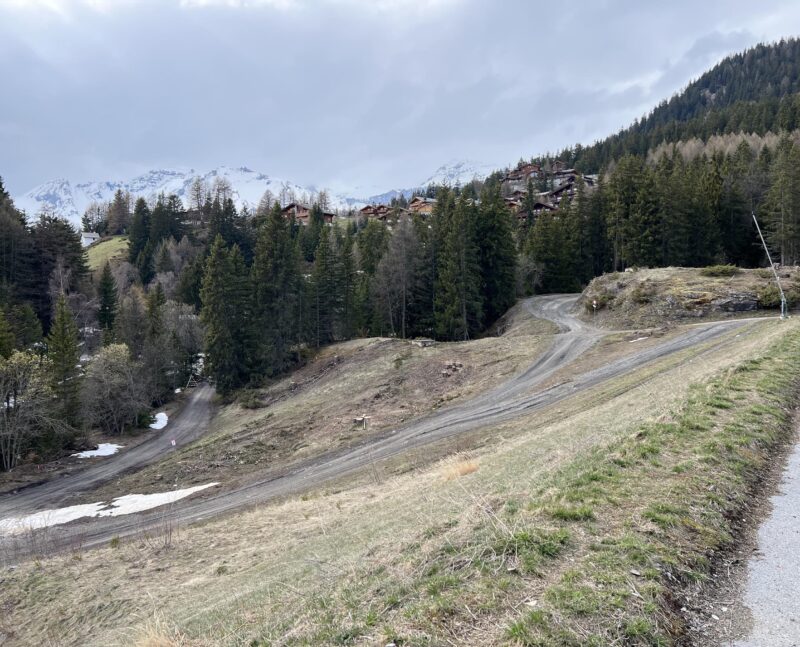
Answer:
[
  {"xmin": 238, "ymin": 391, "xmax": 265, "ymax": 409},
  {"xmin": 757, "ymin": 284, "xmax": 782, "ymax": 308},
  {"xmin": 109, "ymin": 536, "xmax": 120, "ymax": 549},
  {"xmin": 700, "ymin": 264, "xmax": 740, "ymax": 277}
]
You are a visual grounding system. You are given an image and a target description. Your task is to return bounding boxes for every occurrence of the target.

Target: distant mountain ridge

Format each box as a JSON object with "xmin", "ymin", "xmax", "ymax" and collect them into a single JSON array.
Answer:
[{"xmin": 14, "ymin": 160, "xmax": 496, "ymax": 228}]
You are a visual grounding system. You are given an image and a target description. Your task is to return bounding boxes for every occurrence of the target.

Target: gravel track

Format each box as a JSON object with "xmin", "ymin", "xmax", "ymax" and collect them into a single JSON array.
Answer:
[{"xmin": 0, "ymin": 294, "xmax": 758, "ymax": 555}]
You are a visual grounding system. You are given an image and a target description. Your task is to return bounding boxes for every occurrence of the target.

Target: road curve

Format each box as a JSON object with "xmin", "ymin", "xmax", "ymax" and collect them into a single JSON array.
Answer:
[
  {"xmin": 0, "ymin": 384, "xmax": 215, "ymax": 516},
  {"xmin": 0, "ymin": 295, "xmax": 760, "ymax": 554}
]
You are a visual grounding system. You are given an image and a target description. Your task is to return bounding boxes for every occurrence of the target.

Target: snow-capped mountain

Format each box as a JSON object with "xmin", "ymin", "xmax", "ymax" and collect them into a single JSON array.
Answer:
[
  {"xmin": 14, "ymin": 160, "xmax": 499, "ymax": 227},
  {"xmin": 421, "ymin": 160, "xmax": 496, "ymax": 187},
  {"xmin": 15, "ymin": 166, "xmax": 365, "ymax": 228},
  {"xmin": 363, "ymin": 160, "xmax": 498, "ymax": 205}
]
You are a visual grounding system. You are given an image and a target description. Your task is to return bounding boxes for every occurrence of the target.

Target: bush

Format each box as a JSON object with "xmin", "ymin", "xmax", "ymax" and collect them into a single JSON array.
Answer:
[
  {"xmin": 757, "ymin": 284, "xmax": 782, "ymax": 308},
  {"xmin": 700, "ymin": 264, "xmax": 740, "ymax": 277},
  {"xmin": 238, "ymin": 390, "xmax": 266, "ymax": 409}
]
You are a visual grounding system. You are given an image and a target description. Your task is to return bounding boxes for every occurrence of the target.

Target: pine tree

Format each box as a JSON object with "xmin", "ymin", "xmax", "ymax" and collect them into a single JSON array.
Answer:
[
  {"xmin": 97, "ymin": 262, "xmax": 118, "ymax": 343},
  {"xmin": 47, "ymin": 295, "xmax": 81, "ymax": 426}
]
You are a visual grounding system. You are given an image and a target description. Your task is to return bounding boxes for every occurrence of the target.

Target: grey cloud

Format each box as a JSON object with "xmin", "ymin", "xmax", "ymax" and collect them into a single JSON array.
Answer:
[{"xmin": 1, "ymin": 0, "xmax": 799, "ymax": 195}]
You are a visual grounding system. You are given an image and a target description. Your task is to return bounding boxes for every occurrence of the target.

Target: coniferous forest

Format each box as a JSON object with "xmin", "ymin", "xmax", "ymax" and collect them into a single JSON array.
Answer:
[{"xmin": 3, "ymin": 39, "xmax": 800, "ymax": 470}]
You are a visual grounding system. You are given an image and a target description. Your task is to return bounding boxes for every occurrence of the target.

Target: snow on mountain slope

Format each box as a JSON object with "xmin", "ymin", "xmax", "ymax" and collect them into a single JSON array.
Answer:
[
  {"xmin": 14, "ymin": 160, "xmax": 499, "ymax": 226},
  {"xmin": 421, "ymin": 160, "xmax": 496, "ymax": 187},
  {"xmin": 364, "ymin": 160, "xmax": 498, "ymax": 205},
  {"xmin": 15, "ymin": 166, "xmax": 365, "ymax": 228}
]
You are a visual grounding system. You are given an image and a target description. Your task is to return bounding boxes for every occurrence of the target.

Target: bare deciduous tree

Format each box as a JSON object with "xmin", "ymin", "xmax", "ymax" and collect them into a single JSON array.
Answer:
[
  {"xmin": 0, "ymin": 352, "xmax": 61, "ymax": 471},
  {"xmin": 81, "ymin": 344, "xmax": 149, "ymax": 435}
]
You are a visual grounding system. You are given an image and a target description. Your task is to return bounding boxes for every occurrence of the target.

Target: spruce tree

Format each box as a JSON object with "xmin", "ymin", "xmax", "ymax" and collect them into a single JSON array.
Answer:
[
  {"xmin": 0, "ymin": 310, "xmax": 14, "ymax": 359},
  {"xmin": 200, "ymin": 236, "xmax": 253, "ymax": 394},
  {"xmin": 8, "ymin": 304, "xmax": 42, "ymax": 350},
  {"xmin": 310, "ymin": 228, "xmax": 338, "ymax": 346},
  {"xmin": 47, "ymin": 295, "xmax": 81, "ymax": 426},
  {"xmin": 252, "ymin": 203, "xmax": 301, "ymax": 376},
  {"xmin": 475, "ymin": 186, "xmax": 517, "ymax": 327},
  {"xmin": 435, "ymin": 194, "xmax": 482, "ymax": 340},
  {"xmin": 98, "ymin": 262, "xmax": 118, "ymax": 343},
  {"xmin": 128, "ymin": 198, "xmax": 151, "ymax": 264}
]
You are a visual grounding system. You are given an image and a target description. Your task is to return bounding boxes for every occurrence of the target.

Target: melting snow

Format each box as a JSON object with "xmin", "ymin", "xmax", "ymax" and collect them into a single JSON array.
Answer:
[
  {"xmin": 0, "ymin": 483, "xmax": 219, "ymax": 536},
  {"xmin": 72, "ymin": 443, "xmax": 124, "ymax": 458},
  {"xmin": 150, "ymin": 412, "xmax": 168, "ymax": 429},
  {"xmin": 629, "ymin": 337, "xmax": 649, "ymax": 343}
]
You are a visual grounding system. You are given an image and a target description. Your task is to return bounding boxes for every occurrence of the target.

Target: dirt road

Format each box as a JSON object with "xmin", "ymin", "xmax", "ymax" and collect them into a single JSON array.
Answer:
[
  {"xmin": 0, "ymin": 384, "xmax": 214, "ymax": 517},
  {"xmin": 0, "ymin": 295, "xmax": 761, "ymax": 554}
]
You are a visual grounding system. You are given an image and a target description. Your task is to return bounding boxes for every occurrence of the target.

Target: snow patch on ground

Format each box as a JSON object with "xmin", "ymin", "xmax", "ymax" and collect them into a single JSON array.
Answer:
[
  {"xmin": 0, "ymin": 483, "xmax": 219, "ymax": 536},
  {"xmin": 72, "ymin": 443, "xmax": 124, "ymax": 458},
  {"xmin": 149, "ymin": 412, "xmax": 168, "ymax": 429}
]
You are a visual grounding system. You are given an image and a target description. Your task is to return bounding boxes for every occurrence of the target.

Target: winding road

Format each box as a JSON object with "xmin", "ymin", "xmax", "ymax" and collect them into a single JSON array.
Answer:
[{"xmin": 0, "ymin": 295, "xmax": 761, "ymax": 555}]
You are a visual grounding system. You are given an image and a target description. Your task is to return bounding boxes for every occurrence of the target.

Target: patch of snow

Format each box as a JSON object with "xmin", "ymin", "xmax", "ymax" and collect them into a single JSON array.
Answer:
[
  {"xmin": 174, "ymin": 388, "xmax": 182, "ymax": 394},
  {"xmin": 98, "ymin": 483, "xmax": 218, "ymax": 517},
  {"xmin": 72, "ymin": 443, "xmax": 124, "ymax": 458},
  {"xmin": 149, "ymin": 412, "xmax": 168, "ymax": 430},
  {"xmin": 0, "ymin": 503, "xmax": 107, "ymax": 535},
  {"xmin": 629, "ymin": 337, "xmax": 649, "ymax": 343},
  {"xmin": 0, "ymin": 483, "xmax": 219, "ymax": 536}
]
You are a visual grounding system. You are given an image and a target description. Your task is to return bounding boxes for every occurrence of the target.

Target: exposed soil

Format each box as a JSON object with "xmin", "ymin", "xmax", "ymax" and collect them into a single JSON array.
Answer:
[{"xmin": 581, "ymin": 266, "xmax": 800, "ymax": 329}]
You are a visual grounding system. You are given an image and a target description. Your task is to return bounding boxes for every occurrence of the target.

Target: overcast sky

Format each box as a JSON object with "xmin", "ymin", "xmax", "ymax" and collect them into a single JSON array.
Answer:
[{"xmin": 2, "ymin": 0, "xmax": 800, "ymax": 196}]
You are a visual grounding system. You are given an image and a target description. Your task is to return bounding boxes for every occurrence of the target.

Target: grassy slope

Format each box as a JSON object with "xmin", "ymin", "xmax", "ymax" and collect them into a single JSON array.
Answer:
[
  {"xmin": 82, "ymin": 302, "xmax": 558, "ymax": 501},
  {"xmin": 1, "ymin": 317, "xmax": 796, "ymax": 646},
  {"xmin": 581, "ymin": 266, "xmax": 800, "ymax": 330},
  {"xmin": 87, "ymin": 236, "xmax": 128, "ymax": 271}
]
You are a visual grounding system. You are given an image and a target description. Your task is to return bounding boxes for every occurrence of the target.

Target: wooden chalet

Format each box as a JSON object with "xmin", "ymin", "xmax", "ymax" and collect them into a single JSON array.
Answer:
[
  {"xmin": 359, "ymin": 204, "xmax": 393, "ymax": 221},
  {"xmin": 281, "ymin": 203, "xmax": 334, "ymax": 225},
  {"xmin": 409, "ymin": 196, "xmax": 437, "ymax": 216}
]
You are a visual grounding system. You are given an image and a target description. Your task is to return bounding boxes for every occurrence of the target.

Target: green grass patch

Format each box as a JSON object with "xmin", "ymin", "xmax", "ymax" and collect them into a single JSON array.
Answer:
[{"xmin": 87, "ymin": 235, "xmax": 128, "ymax": 271}]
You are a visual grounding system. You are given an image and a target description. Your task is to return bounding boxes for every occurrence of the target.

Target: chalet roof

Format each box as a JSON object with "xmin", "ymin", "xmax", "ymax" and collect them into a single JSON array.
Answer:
[
  {"xmin": 410, "ymin": 196, "xmax": 437, "ymax": 204},
  {"xmin": 282, "ymin": 203, "xmax": 335, "ymax": 218}
]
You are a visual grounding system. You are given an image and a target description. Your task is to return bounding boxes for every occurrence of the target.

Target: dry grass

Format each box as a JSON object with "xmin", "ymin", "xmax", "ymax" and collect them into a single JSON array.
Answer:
[
  {"xmin": 86, "ymin": 304, "xmax": 556, "ymax": 500},
  {"xmin": 1, "ymin": 318, "xmax": 794, "ymax": 646},
  {"xmin": 582, "ymin": 265, "xmax": 800, "ymax": 329},
  {"xmin": 131, "ymin": 615, "xmax": 190, "ymax": 647},
  {"xmin": 440, "ymin": 455, "xmax": 479, "ymax": 480}
]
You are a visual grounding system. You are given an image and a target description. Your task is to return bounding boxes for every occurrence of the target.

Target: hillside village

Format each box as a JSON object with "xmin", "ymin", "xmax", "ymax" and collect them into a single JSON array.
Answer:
[
  {"xmin": 354, "ymin": 161, "xmax": 598, "ymax": 225},
  {"xmin": 76, "ymin": 160, "xmax": 597, "ymax": 240}
]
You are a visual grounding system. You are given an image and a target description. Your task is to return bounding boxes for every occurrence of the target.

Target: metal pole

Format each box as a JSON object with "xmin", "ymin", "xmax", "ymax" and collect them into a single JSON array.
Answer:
[{"xmin": 752, "ymin": 211, "xmax": 788, "ymax": 320}]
